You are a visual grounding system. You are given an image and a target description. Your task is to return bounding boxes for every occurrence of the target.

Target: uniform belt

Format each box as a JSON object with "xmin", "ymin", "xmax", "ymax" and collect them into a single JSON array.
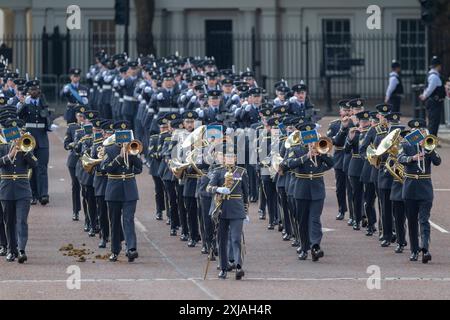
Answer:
[
  {"xmin": 95, "ymin": 172, "xmax": 107, "ymax": 177},
  {"xmin": 124, "ymin": 95, "xmax": 137, "ymax": 102},
  {"xmin": 102, "ymin": 85, "xmax": 112, "ymax": 90},
  {"xmin": 26, "ymin": 123, "xmax": 45, "ymax": 128},
  {"xmin": 334, "ymin": 146, "xmax": 344, "ymax": 151},
  {"xmin": 351, "ymin": 153, "xmax": 361, "ymax": 158},
  {"xmin": 185, "ymin": 174, "xmax": 201, "ymax": 179},
  {"xmin": 1, "ymin": 174, "xmax": 29, "ymax": 180},
  {"xmin": 107, "ymin": 173, "xmax": 135, "ymax": 179},
  {"xmin": 404, "ymin": 173, "xmax": 431, "ymax": 180},
  {"xmin": 158, "ymin": 107, "xmax": 173, "ymax": 112},
  {"xmin": 222, "ymin": 194, "xmax": 243, "ymax": 200},
  {"xmin": 295, "ymin": 173, "xmax": 325, "ymax": 180}
]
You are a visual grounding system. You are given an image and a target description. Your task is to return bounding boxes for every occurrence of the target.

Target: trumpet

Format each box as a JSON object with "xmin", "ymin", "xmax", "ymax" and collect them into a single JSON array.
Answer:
[
  {"xmin": 17, "ymin": 133, "xmax": 36, "ymax": 153},
  {"xmin": 127, "ymin": 139, "xmax": 143, "ymax": 155}
]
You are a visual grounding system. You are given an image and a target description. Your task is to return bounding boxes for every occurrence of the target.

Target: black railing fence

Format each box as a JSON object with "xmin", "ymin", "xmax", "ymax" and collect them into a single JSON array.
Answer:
[{"xmin": 1, "ymin": 31, "xmax": 448, "ymax": 116}]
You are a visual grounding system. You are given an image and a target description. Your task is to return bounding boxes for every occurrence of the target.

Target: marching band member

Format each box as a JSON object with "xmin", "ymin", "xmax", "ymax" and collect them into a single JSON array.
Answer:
[
  {"xmin": 0, "ymin": 119, "xmax": 37, "ymax": 263},
  {"xmin": 399, "ymin": 119, "xmax": 441, "ymax": 263},
  {"xmin": 287, "ymin": 122, "xmax": 334, "ymax": 261},
  {"xmin": 101, "ymin": 120, "xmax": 143, "ymax": 262}
]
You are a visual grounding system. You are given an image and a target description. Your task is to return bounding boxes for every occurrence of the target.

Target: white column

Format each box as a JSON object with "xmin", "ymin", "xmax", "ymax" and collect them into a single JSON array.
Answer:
[
  {"xmin": 14, "ymin": 8, "xmax": 27, "ymax": 35},
  {"xmin": 12, "ymin": 8, "xmax": 28, "ymax": 73},
  {"xmin": 170, "ymin": 9, "xmax": 185, "ymax": 55},
  {"xmin": 239, "ymin": 9, "xmax": 256, "ymax": 71},
  {"xmin": 259, "ymin": 8, "xmax": 278, "ymax": 86}
]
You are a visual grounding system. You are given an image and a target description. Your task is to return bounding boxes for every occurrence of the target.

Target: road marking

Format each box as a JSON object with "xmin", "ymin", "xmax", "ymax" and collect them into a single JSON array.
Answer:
[
  {"xmin": 435, "ymin": 189, "xmax": 450, "ymax": 192},
  {"xmin": 322, "ymin": 228, "xmax": 335, "ymax": 232},
  {"xmin": 3, "ymin": 277, "xmax": 450, "ymax": 284},
  {"xmin": 134, "ymin": 219, "xmax": 148, "ymax": 233},
  {"xmin": 135, "ymin": 218, "xmax": 220, "ymax": 300},
  {"xmin": 429, "ymin": 220, "xmax": 449, "ymax": 233}
]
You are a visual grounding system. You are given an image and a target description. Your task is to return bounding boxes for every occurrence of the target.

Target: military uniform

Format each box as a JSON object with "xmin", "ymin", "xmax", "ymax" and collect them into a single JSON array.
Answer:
[
  {"xmin": 0, "ymin": 119, "xmax": 38, "ymax": 263},
  {"xmin": 207, "ymin": 164, "xmax": 249, "ymax": 279},
  {"xmin": 101, "ymin": 121, "xmax": 142, "ymax": 262},
  {"xmin": 399, "ymin": 119, "xmax": 441, "ymax": 262},
  {"xmin": 61, "ymin": 68, "xmax": 89, "ymax": 123},
  {"xmin": 17, "ymin": 83, "xmax": 51, "ymax": 205},
  {"xmin": 422, "ymin": 57, "xmax": 445, "ymax": 136},
  {"xmin": 287, "ymin": 123, "xmax": 334, "ymax": 261}
]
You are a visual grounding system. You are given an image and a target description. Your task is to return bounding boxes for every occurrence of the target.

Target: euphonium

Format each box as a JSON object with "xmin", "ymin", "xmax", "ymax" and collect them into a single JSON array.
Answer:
[
  {"xmin": 366, "ymin": 144, "xmax": 380, "ymax": 168},
  {"xmin": 285, "ymin": 130, "xmax": 300, "ymax": 148},
  {"xmin": 127, "ymin": 139, "xmax": 143, "ymax": 155},
  {"xmin": 385, "ymin": 156, "xmax": 404, "ymax": 183},
  {"xmin": 18, "ymin": 134, "xmax": 36, "ymax": 152},
  {"xmin": 168, "ymin": 158, "xmax": 190, "ymax": 179},
  {"xmin": 81, "ymin": 153, "xmax": 105, "ymax": 174},
  {"xmin": 423, "ymin": 134, "xmax": 438, "ymax": 152}
]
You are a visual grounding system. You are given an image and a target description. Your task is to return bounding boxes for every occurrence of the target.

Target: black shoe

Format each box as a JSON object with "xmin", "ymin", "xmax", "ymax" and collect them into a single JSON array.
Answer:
[
  {"xmin": 180, "ymin": 234, "xmax": 188, "ymax": 242},
  {"xmin": 83, "ymin": 223, "xmax": 89, "ymax": 232},
  {"xmin": 72, "ymin": 212, "xmax": 79, "ymax": 221},
  {"xmin": 347, "ymin": 218, "xmax": 353, "ymax": 226},
  {"xmin": 258, "ymin": 210, "xmax": 266, "ymax": 220},
  {"xmin": 227, "ymin": 262, "xmax": 236, "ymax": 271},
  {"xmin": 201, "ymin": 246, "xmax": 208, "ymax": 254},
  {"xmin": 250, "ymin": 196, "xmax": 257, "ymax": 203},
  {"xmin": 166, "ymin": 219, "xmax": 171, "ymax": 226},
  {"xmin": 394, "ymin": 244, "xmax": 405, "ymax": 254},
  {"xmin": 0, "ymin": 246, "xmax": 7, "ymax": 256},
  {"xmin": 235, "ymin": 268, "xmax": 245, "ymax": 280},
  {"xmin": 218, "ymin": 270, "xmax": 227, "ymax": 279},
  {"xmin": 296, "ymin": 246, "xmax": 302, "ymax": 254},
  {"xmin": 361, "ymin": 217, "xmax": 368, "ymax": 228},
  {"xmin": 352, "ymin": 222, "xmax": 361, "ymax": 231},
  {"xmin": 380, "ymin": 240, "xmax": 391, "ymax": 247},
  {"xmin": 311, "ymin": 246, "xmax": 324, "ymax": 262},
  {"xmin": 366, "ymin": 226, "xmax": 374, "ymax": 236},
  {"xmin": 282, "ymin": 234, "xmax": 292, "ymax": 241},
  {"xmin": 88, "ymin": 228, "xmax": 96, "ymax": 237},
  {"xmin": 30, "ymin": 198, "xmax": 38, "ymax": 205},
  {"xmin": 127, "ymin": 250, "xmax": 139, "ymax": 262},
  {"xmin": 210, "ymin": 254, "xmax": 216, "ymax": 262},
  {"xmin": 98, "ymin": 239, "xmax": 107, "ymax": 248},
  {"xmin": 39, "ymin": 195, "xmax": 49, "ymax": 205},
  {"xmin": 187, "ymin": 240, "xmax": 197, "ymax": 248},
  {"xmin": 18, "ymin": 251, "xmax": 27, "ymax": 264},
  {"xmin": 267, "ymin": 223, "xmax": 274, "ymax": 230},
  {"xmin": 278, "ymin": 224, "xmax": 283, "ymax": 232},
  {"xmin": 170, "ymin": 229, "xmax": 177, "ymax": 236},
  {"xmin": 6, "ymin": 252, "xmax": 16, "ymax": 262},
  {"xmin": 391, "ymin": 234, "xmax": 397, "ymax": 243},
  {"xmin": 422, "ymin": 250, "xmax": 432, "ymax": 264},
  {"xmin": 109, "ymin": 253, "xmax": 118, "ymax": 262},
  {"xmin": 336, "ymin": 212, "xmax": 345, "ymax": 220},
  {"xmin": 298, "ymin": 251, "xmax": 308, "ymax": 260},
  {"xmin": 155, "ymin": 212, "xmax": 163, "ymax": 220},
  {"xmin": 291, "ymin": 240, "xmax": 300, "ymax": 247},
  {"xmin": 409, "ymin": 252, "xmax": 419, "ymax": 261}
]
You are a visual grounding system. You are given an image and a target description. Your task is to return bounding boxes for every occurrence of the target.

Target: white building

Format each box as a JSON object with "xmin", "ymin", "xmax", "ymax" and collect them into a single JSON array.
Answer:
[{"xmin": 0, "ymin": 0, "xmax": 426, "ymax": 103}]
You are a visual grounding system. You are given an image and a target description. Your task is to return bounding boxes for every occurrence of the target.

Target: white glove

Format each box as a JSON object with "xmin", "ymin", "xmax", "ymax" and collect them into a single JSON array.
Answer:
[
  {"xmin": 179, "ymin": 107, "xmax": 185, "ymax": 114},
  {"xmin": 144, "ymin": 86, "xmax": 152, "ymax": 94},
  {"xmin": 157, "ymin": 92, "xmax": 164, "ymax": 100},
  {"xmin": 216, "ymin": 187, "xmax": 231, "ymax": 195},
  {"xmin": 225, "ymin": 127, "xmax": 234, "ymax": 135},
  {"xmin": 231, "ymin": 94, "xmax": 240, "ymax": 103},
  {"xmin": 186, "ymin": 89, "xmax": 194, "ymax": 98},
  {"xmin": 289, "ymin": 96, "xmax": 297, "ymax": 103},
  {"xmin": 119, "ymin": 79, "xmax": 125, "ymax": 86},
  {"xmin": 244, "ymin": 104, "xmax": 252, "ymax": 112},
  {"xmin": 138, "ymin": 94, "xmax": 143, "ymax": 102},
  {"xmin": 180, "ymin": 94, "xmax": 186, "ymax": 103},
  {"xmin": 139, "ymin": 81, "xmax": 146, "ymax": 89},
  {"xmin": 63, "ymin": 85, "xmax": 70, "ymax": 93},
  {"xmin": 190, "ymin": 95, "xmax": 197, "ymax": 103},
  {"xmin": 81, "ymin": 97, "xmax": 89, "ymax": 105},
  {"xmin": 198, "ymin": 110, "xmax": 204, "ymax": 118}
]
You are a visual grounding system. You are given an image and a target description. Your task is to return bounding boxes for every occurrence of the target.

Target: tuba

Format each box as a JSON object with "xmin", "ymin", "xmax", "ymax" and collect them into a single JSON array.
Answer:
[
  {"xmin": 18, "ymin": 133, "xmax": 36, "ymax": 152},
  {"xmin": 375, "ymin": 129, "xmax": 404, "ymax": 182},
  {"xmin": 366, "ymin": 144, "xmax": 380, "ymax": 168},
  {"xmin": 168, "ymin": 158, "xmax": 190, "ymax": 179}
]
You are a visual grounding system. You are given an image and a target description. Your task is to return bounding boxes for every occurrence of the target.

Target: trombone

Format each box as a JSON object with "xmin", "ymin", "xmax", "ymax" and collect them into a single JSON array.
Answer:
[
  {"xmin": 417, "ymin": 132, "xmax": 438, "ymax": 173},
  {"xmin": 9, "ymin": 133, "xmax": 36, "ymax": 162},
  {"xmin": 309, "ymin": 136, "xmax": 333, "ymax": 167}
]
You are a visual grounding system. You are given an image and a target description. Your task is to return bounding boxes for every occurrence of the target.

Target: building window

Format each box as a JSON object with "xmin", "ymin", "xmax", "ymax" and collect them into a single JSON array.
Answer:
[
  {"xmin": 89, "ymin": 20, "xmax": 116, "ymax": 57},
  {"xmin": 322, "ymin": 19, "xmax": 351, "ymax": 73},
  {"xmin": 397, "ymin": 19, "xmax": 426, "ymax": 72}
]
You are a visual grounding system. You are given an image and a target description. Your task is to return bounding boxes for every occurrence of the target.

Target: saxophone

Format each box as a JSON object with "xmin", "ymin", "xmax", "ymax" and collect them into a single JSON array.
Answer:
[{"xmin": 211, "ymin": 165, "xmax": 234, "ymax": 224}]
